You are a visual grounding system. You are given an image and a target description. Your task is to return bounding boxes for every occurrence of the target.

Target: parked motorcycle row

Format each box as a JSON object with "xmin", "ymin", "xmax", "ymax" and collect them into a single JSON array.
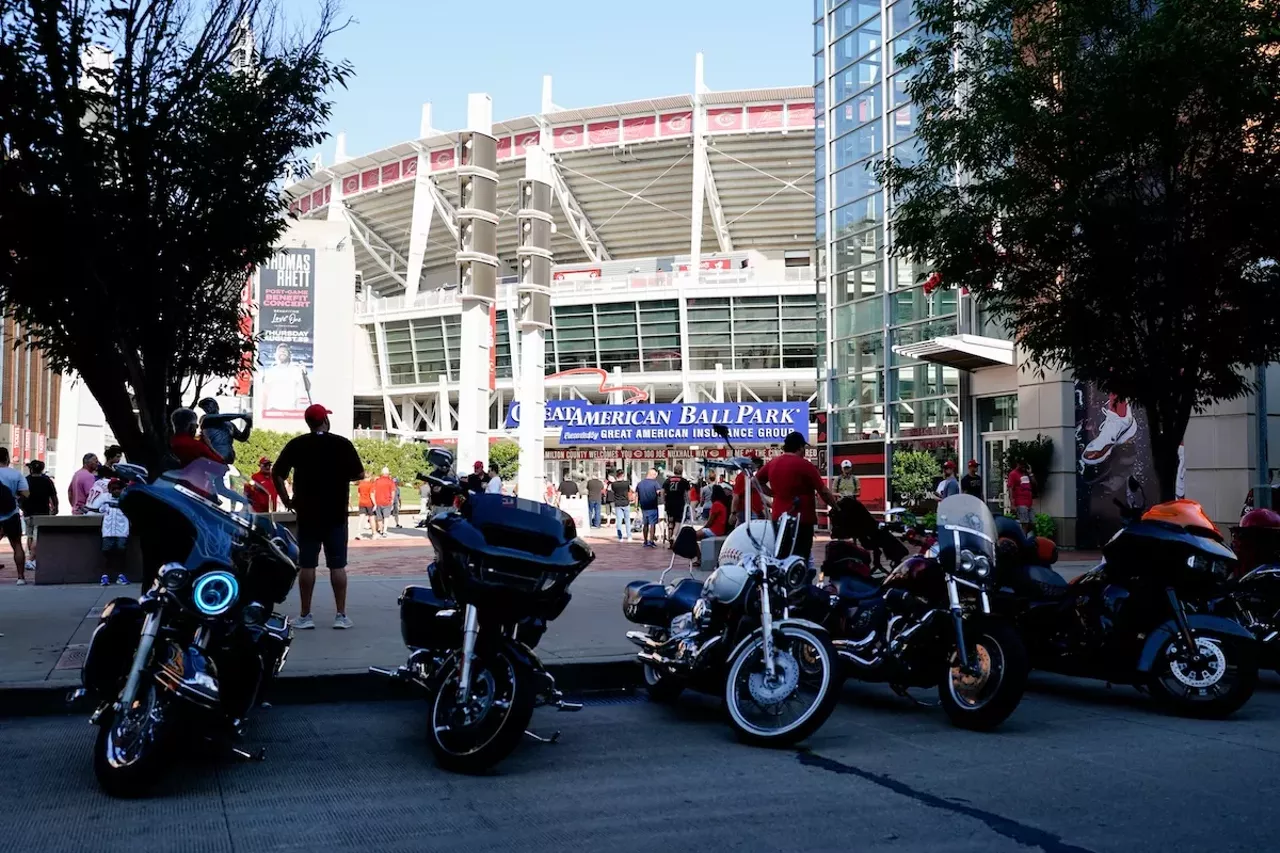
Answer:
[{"xmin": 72, "ymin": 430, "xmax": 1280, "ymax": 798}]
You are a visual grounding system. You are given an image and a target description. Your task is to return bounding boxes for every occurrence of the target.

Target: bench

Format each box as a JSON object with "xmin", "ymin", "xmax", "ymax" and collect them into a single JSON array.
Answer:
[{"xmin": 30, "ymin": 512, "xmax": 298, "ymax": 585}]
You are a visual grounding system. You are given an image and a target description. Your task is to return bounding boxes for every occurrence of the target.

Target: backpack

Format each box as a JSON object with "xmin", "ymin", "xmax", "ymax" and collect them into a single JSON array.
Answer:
[{"xmin": 0, "ymin": 479, "xmax": 16, "ymax": 516}]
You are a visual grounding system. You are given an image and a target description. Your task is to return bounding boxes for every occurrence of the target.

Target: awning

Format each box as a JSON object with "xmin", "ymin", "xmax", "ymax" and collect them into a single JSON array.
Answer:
[{"xmin": 891, "ymin": 334, "xmax": 1014, "ymax": 371}]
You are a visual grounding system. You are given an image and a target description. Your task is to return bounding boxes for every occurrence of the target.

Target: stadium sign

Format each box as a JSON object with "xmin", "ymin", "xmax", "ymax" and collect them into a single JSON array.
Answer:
[{"xmin": 504, "ymin": 401, "xmax": 809, "ymax": 445}]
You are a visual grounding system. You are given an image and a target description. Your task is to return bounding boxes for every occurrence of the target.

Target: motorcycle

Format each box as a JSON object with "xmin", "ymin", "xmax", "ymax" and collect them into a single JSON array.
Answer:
[
  {"xmin": 992, "ymin": 499, "xmax": 1258, "ymax": 718},
  {"xmin": 804, "ymin": 495, "xmax": 1030, "ymax": 731},
  {"xmin": 74, "ymin": 458, "xmax": 297, "ymax": 797},
  {"xmin": 372, "ymin": 448, "xmax": 594, "ymax": 773},
  {"xmin": 1204, "ymin": 509, "xmax": 1280, "ymax": 675},
  {"xmin": 622, "ymin": 424, "xmax": 842, "ymax": 747}
]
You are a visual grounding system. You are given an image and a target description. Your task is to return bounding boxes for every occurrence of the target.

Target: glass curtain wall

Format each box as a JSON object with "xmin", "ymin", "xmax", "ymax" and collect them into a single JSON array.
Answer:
[{"xmin": 816, "ymin": 0, "xmax": 960, "ymax": 495}]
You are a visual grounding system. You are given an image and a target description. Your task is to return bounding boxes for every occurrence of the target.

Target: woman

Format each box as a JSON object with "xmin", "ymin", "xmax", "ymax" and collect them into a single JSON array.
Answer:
[{"xmin": 693, "ymin": 485, "xmax": 732, "ymax": 567}]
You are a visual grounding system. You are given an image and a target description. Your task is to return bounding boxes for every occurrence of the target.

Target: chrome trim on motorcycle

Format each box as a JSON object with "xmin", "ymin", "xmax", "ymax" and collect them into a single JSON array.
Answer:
[
  {"xmin": 118, "ymin": 611, "xmax": 160, "ymax": 712},
  {"xmin": 456, "ymin": 603, "xmax": 480, "ymax": 704},
  {"xmin": 758, "ymin": 563, "xmax": 777, "ymax": 678}
]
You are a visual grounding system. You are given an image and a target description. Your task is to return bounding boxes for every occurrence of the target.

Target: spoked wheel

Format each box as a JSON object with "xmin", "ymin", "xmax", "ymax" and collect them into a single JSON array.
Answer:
[
  {"xmin": 938, "ymin": 621, "xmax": 1028, "ymax": 731},
  {"xmin": 724, "ymin": 625, "xmax": 841, "ymax": 747},
  {"xmin": 428, "ymin": 648, "xmax": 535, "ymax": 774},
  {"xmin": 93, "ymin": 683, "xmax": 169, "ymax": 798},
  {"xmin": 1149, "ymin": 634, "xmax": 1257, "ymax": 719},
  {"xmin": 642, "ymin": 663, "xmax": 685, "ymax": 703}
]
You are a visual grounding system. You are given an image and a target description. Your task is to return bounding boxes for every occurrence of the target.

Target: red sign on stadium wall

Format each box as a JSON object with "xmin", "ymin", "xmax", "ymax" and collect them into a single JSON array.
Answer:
[
  {"xmin": 623, "ymin": 116, "xmax": 656, "ymax": 141},
  {"xmin": 402, "ymin": 157, "xmax": 418, "ymax": 177},
  {"xmin": 660, "ymin": 112, "xmax": 692, "ymax": 136},
  {"xmin": 707, "ymin": 108, "xmax": 744, "ymax": 132},
  {"xmin": 787, "ymin": 103, "xmax": 816, "ymax": 128},
  {"xmin": 553, "ymin": 268, "xmax": 602, "ymax": 281},
  {"xmin": 677, "ymin": 259, "xmax": 732, "ymax": 272},
  {"xmin": 553, "ymin": 125, "xmax": 584, "ymax": 149},
  {"xmin": 430, "ymin": 149, "xmax": 456, "ymax": 171},
  {"xmin": 588, "ymin": 121, "xmax": 620, "ymax": 145},
  {"xmin": 496, "ymin": 136, "xmax": 513, "ymax": 159},
  {"xmin": 342, "ymin": 175, "xmax": 360, "ymax": 195},
  {"xmin": 514, "ymin": 132, "xmax": 541, "ymax": 155},
  {"xmin": 361, "ymin": 168, "xmax": 380, "ymax": 189},
  {"xmin": 747, "ymin": 105, "xmax": 784, "ymax": 129},
  {"xmin": 381, "ymin": 162, "xmax": 401, "ymax": 184}
]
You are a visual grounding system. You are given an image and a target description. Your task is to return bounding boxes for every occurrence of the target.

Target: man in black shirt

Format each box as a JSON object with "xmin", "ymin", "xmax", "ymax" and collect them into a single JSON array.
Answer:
[
  {"xmin": 586, "ymin": 473, "xmax": 605, "ymax": 528},
  {"xmin": 662, "ymin": 464, "xmax": 692, "ymax": 544},
  {"xmin": 610, "ymin": 473, "xmax": 633, "ymax": 541},
  {"xmin": 558, "ymin": 473, "xmax": 579, "ymax": 507},
  {"xmin": 21, "ymin": 460, "xmax": 57, "ymax": 570},
  {"xmin": 273, "ymin": 404, "xmax": 365, "ymax": 630},
  {"xmin": 960, "ymin": 459, "xmax": 984, "ymax": 498}
]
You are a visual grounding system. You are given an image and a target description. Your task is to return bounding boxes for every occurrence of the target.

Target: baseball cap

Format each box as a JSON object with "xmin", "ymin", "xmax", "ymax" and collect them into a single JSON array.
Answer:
[
  {"xmin": 474, "ymin": 461, "xmax": 485, "ymax": 471},
  {"xmin": 967, "ymin": 459, "xmax": 979, "ymax": 467},
  {"xmin": 782, "ymin": 431, "xmax": 808, "ymax": 453},
  {"xmin": 303, "ymin": 404, "xmax": 332, "ymax": 426},
  {"xmin": 259, "ymin": 456, "xmax": 272, "ymax": 465},
  {"xmin": 840, "ymin": 460, "xmax": 852, "ymax": 469},
  {"xmin": 943, "ymin": 460, "xmax": 956, "ymax": 470}
]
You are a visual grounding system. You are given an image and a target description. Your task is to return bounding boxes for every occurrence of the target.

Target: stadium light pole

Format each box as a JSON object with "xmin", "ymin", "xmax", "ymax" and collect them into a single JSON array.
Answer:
[
  {"xmin": 517, "ymin": 145, "xmax": 555, "ymax": 500},
  {"xmin": 456, "ymin": 94, "xmax": 499, "ymax": 472}
]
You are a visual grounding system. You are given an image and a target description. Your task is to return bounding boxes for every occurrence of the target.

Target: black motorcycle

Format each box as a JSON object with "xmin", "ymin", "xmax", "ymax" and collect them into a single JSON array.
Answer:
[
  {"xmin": 373, "ymin": 448, "xmax": 593, "ymax": 773},
  {"xmin": 75, "ymin": 458, "xmax": 297, "ymax": 797},
  {"xmin": 993, "ymin": 503, "xmax": 1258, "ymax": 718},
  {"xmin": 622, "ymin": 426, "xmax": 842, "ymax": 747},
  {"xmin": 805, "ymin": 494, "xmax": 1029, "ymax": 730}
]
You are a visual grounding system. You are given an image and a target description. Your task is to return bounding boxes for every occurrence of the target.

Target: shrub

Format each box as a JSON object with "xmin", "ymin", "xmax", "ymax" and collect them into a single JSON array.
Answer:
[
  {"xmin": 489, "ymin": 440, "xmax": 519, "ymax": 480},
  {"xmin": 892, "ymin": 449, "xmax": 940, "ymax": 509},
  {"xmin": 1033, "ymin": 512, "xmax": 1057, "ymax": 539}
]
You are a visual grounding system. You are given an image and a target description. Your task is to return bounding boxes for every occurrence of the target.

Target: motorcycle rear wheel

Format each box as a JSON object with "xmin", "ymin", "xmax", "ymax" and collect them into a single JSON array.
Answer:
[
  {"xmin": 93, "ymin": 683, "xmax": 168, "ymax": 798},
  {"xmin": 428, "ymin": 648, "xmax": 535, "ymax": 774},
  {"xmin": 724, "ymin": 625, "xmax": 841, "ymax": 747},
  {"xmin": 1148, "ymin": 634, "xmax": 1257, "ymax": 719},
  {"xmin": 938, "ymin": 621, "xmax": 1029, "ymax": 731}
]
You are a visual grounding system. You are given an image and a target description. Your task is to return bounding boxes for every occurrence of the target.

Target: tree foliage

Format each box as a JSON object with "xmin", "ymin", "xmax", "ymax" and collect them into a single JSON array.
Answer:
[
  {"xmin": 489, "ymin": 439, "xmax": 519, "ymax": 480},
  {"xmin": 0, "ymin": 0, "xmax": 351, "ymax": 469},
  {"xmin": 1005, "ymin": 434, "xmax": 1053, "ymax": 498},
  {"xmin": 883, "ymin": 0, "xmax": 1280, "ymax": 499},
  {"xmin": 892, "ymin": 449, "xmax": 940, "ymax": 509}
]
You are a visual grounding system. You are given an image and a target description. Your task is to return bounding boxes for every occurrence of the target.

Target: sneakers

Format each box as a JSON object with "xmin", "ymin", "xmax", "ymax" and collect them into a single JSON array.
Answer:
[
  {"xmin": 617, "ymin": 530, "xmax": 623, "ymax": 540},
  {"xmin": 1083, "ymin": 402, "xmax": 1138, "ymax": 465},
  {"xmin": 294, "ymin": 614, "xmax": 315, "ymax": 630},
  {"xmin": 643, "ymin": 540, "xmax": 657, "ymax": 549},
  {"xmin": 116, "ymin": 574, "xmax": 128, "ymax": 585},
  {"xmin": 333, "ymin": 614, "xmax": 353, "ymax": 629},
  {"xmin": 100, "ymin": 574, "xmax": 110, "ymax": 587},
  {"xmin": 15, "ymin": 579, "xmax": 26, "ymax": 586},
  {"xmin": 24, "ymin": 561, "xmax": 35, "ymax": 571}
]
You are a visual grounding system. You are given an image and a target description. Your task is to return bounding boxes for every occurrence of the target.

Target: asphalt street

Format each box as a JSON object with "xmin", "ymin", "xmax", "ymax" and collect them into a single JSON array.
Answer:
[{"xmin": 2, "ymin": 672, "xmax": 1279, "ymax": 853}]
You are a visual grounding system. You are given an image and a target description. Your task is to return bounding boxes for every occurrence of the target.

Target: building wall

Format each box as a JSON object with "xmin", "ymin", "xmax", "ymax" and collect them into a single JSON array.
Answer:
[{"xmin": 0, "ymin": 316, "xmax": 61, "ymax": 470}]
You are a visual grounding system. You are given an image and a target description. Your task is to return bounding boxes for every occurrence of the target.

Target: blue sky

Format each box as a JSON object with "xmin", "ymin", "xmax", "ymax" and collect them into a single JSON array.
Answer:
[{"xmin": 312, "ymin": 0, "xmax": 811, "ymax": 160}]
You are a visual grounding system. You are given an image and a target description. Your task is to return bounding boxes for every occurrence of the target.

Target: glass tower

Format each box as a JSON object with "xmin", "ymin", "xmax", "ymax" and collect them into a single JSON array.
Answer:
[{"xmin": 815, "ymin": 0, "xmax": 960, "ymax": 509}]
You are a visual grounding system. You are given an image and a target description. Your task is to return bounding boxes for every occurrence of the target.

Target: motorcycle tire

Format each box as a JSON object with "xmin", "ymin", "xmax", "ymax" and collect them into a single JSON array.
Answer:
[
  {"xmin": 724, "ymin": 624, "xmax": 842, "ymax": 748},
  {"xmin": 93, "ymin": 683, "xmax": 169, "ymax": 798},
  {"xmin": 938, "ymin": 620, "xmax": 1029, "ymax": 732},
  {"xmin": 642, "ymin": 663, "xmax": 685, "ymax": 703},
  {"xmin": 1147, "ymin": 634, "xmax": 1258, "ymax": 720},
  {"xmin": 428, "ymin": 647, "xmax": 535, "ymax": 774}
]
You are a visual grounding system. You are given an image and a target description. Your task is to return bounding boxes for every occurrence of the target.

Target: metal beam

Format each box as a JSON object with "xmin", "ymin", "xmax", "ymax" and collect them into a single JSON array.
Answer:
[
  {"xmin": 702, "ymin": 147, "xmax": 733, "ymax": 254},
  {"xmin": 343, "ymin": 205, "xmax": 408, "ymax": 289},
  {"xmin": 547, "ymin": 157, "xmax": 612, "ymax": 262}
]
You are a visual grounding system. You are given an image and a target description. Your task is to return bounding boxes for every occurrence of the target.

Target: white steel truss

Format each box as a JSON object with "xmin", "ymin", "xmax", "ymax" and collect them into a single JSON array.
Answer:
[
  {"xmin": 702, "ymin": 147, "xmax": 733, "ymax": 254},
  {"xmin": 405, "ymin": 162, "xmax": 460, "ymax": 299},
  {"xmin": 343, "ymin": 205, "xmax": 409, "ymax": 290},
  {"xmin": 547, "ymin": 157, "xmax": 612, "ymax": 262}
]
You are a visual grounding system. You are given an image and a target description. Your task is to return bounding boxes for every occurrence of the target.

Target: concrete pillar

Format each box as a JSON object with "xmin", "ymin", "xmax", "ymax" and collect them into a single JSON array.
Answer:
[{"xmin": 517, "ymin": 145, "xmax": 554, "ymax": 501}]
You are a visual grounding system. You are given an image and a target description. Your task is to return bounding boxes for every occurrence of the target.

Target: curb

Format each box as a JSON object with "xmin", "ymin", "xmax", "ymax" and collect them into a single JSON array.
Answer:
[{"xmin": 0, "ymin": 658, "xmax": 640, "ymax": 719}]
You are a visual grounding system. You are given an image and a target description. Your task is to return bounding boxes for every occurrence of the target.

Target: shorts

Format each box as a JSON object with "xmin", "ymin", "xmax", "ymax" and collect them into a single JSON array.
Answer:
[
  {"xmin": 1016, "ymin": 506, "xmax": 1033, "ymax": 524},
  {"xmin": 1, "ymin": 514, "xmax": 22, "ymax": 542},
  {"xmin": 102, "ymin": 536, "xmax": 129, "ymax": 553},
  {"xmin": 360, "ymin": 505, "xmax": 375, "ymax": 517},
  {"xmin": 376, "ymin": 505, "xmax": 395, "ymax": 519},
  {"xmin": 298, "ymin": 523, "xmax": 349, "ymax": 570},
  {"xmin": 642, "ymin": 508, "xmax": 659, "ymax": 526}
]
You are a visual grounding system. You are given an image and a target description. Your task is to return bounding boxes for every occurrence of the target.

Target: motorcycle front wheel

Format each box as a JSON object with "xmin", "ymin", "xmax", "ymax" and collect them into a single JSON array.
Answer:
[
  {"xmin": 1148, "ymin": 634, "xmax": 1257, "ymax": 719},
  {"xmin": 428, "ymin": 647, "xmax": 535, "ymax": 774},
  {"xmin": 724, "ymin": 625, "xmax": 841, "ymax": 747},
  {"xmin": 938, "ymin": 620, "xmax": 1029, "ymax": 731},
  {"xmin": 93, "ymin": 682, "xmax": 169, "ymax": 798}
]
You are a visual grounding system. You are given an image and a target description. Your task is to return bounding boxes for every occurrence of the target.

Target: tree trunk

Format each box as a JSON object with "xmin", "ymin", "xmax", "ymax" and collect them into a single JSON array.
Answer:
[
  {"xmin": 78, "ymin": 370, "xmax": 167, "ymax": 474},
  {"xmin": 1147, "ymin": 401, "xmax": 1191, "ymax": 505}
]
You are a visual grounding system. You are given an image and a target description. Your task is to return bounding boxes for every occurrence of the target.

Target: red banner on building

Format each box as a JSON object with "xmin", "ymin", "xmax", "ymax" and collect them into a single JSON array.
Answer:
[
  {"xmin": 401, "ymin": 156, "xmax": 418, "ymax": 177},
  {"xmin": 360, "ymin": 168, "xmax": 380, "ymax": 190},
  {"xmin": 553, "ymin": 125, "xmax": 584, "ymax": 149},
  {"xmin": 787, "ymin": 103, "xmax": 816, "ymax": 128},
  {"xmin": 496, "ymin": 136, "xmax": 513, "ymax": 160},
  {"xmin": 588, "ymin": 121, "xmax": 620, "ymax": 145},
  {"xmin": 310, "ymin": 189, "xmax": 324, "ymax": 209},
  {"xmin": 514, "ymin": 131, "xmax": 541, "ymax": 155},
  {"xmin": 299, "ymin": 195, "xmax": 311, "ymax": 213},
  {"xmin": 623, "ymin": 116, "xmax": 656, "ymax": 141},
  {"xmin": 381, "ymin": 162, "xmax": 401, "ymax": 184},
  {"xmin": 707, "ymin": 108, "xmax": 744, "ymax": 132},
  {"xmin": 430, "ymin": 148, "xmax": 455, "ymax": 171},
  {"xmin": 342, "ymin": 175, "xmax": 360, "ymax": 195},
  {"xmin": 747, "ymin": 105, "xmax": 784, "ymax": 129},
  {"xmin": 659, "ymin": 111, "xmax": 692, "ymax": 136},
  {"xmin": 677, "ymin": 258, "xmax": 732, "ymax": 272},
  {"xmin": 36, "ymin": 432, "xmax": 46, "ymax": 462},
  {"xmin": 553, "ymin": 268, "xmax": 601, "ymax": 281}
]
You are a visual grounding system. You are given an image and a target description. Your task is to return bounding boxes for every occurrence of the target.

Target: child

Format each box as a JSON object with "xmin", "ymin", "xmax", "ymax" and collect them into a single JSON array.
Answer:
[{"xmin": 88, "ymin": 478, "xmax": 129, "ymax": 586}]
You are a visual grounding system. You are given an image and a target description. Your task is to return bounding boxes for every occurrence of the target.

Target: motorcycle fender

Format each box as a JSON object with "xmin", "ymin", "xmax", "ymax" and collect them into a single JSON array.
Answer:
[
  {"xmin": 1135, "ymin": 614, "xmax": 1257, "ymax": 674},
  {"xmin": 82, "ymin": 598, "xmax": 146, "ymax": 697},
  {"xmin": 726, "ymin": 617, "xmax": 829, "ymax": 664}
]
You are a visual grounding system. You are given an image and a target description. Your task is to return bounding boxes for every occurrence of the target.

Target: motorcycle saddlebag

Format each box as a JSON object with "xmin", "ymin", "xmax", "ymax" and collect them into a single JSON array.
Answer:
[
  {"xmin": 622, "ymin": 581, "xmax": 670, "ymax": 626},
  {"xmin": 81, "ymin": 597, "xmax": 145, "ymax": 698},
  {"xmin": 399, "ymin": 585, "xmax": 462, "ymax": 650}
]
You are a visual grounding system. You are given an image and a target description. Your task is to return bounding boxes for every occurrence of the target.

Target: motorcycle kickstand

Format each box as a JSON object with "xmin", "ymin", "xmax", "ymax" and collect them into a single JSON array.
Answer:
[
  {"xmin": 890, "ymin": 684, "xmax": 940, "ymax": 708},
  {"xmin": 524, "ymin": 729, "xmax": 561, "ymax": 745}
]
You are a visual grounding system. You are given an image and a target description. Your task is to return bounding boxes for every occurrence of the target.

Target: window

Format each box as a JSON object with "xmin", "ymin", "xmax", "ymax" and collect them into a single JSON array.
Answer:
[
  {"xmin": 687, "ymin": 297, "xmax": 732, "ymax": 370},
  {"xmin": 814, "ymin": 52, "xmax": 826, "ymax": 86},
  {"xmin": 782, "ymin": 294, "xmax": 819, "ymax": 369},
  {"xmin": 888, "ymin": 0, "xmax": 919, "ymax": 36},
  {"xmin": 639, "ymin": 299, "xmax": 681, "ymax": 371},
  {"xmin": 894, "ymin": 364, "xmax": 960, "ymax": 400},
  {"xmin": 889, "ymin": 101, "xmax": 918, "ymax": 144},
  {"xmin": 834, "ymin": 262, "xmax": 884, "ymax": 302},
  {"xmin": 834, "ymin": 20, "xmax": 882, "ymax": 71},
  {"xmin": 889, "ymin": 317, "xmax": 959, "ymax": 365},
  {"xmin": 832, "ymin": 119, "xmax": 882, "ymax": 170},
  {"xmin": 835, "ymin": 295, "xmax": 883, "ymax": 336},
  {"xmin": 493, "ymin": 310, "xmax": 512, "ymax": 379},
  {"xmin": 977, "ymin": 394, "xmax": 1018, "ymax": 433},
  {"xmin": 833, "ymin": 192, "xmax": 884, "ymax": 239},
  {"xmin": 830, "ymin": 53, "xmax": 882, "ymax": 103},
  {"xmin": 836, "ymin": 370, "xmax": 885, "ymax": 408},
  {"xmin": 383, "ymin": 322, "xmax": 415, "ymax": 386},
  {"xmin": 832, "ymin": 160, "xmax": 882, "ymax": 207},
  {"xmin": 833, "ymin": 86, "xmax": 882, "ymax": 137},
  {"xmin": 410, "ymin": 317, "xmax": 448, "ymax": 383},
  {"xmin": 734, "ymin": 296, "xmax": 781, "ymax": 371},
  {"xmin": 833, "ymin": 226, "xmax": 882, "ymax": 274},
  {"xmin": 596, "ymin": 303, "xmax": 640, "ymax": 373},
  {"xmin": 836, "ymin": 332, "xmax": 884, "ymax": 374},
  {"xmin": 443, "ymin": 316, "xmax": 460, "ymax": 379},
  {"xmin": 367, "ymin": 327, "xmax": 380, "ymax": 387},
  {"xmin": 814, "ymin": 22, "xmax": 827, "ymax": 54},
  {"xmin": 833, "ymin": 1, "xmax": 881, "ymax": 39},
  {"xmin": 553, "ymin": 305, "xmax": 597, "ymax": 370},
  {"xmin": 890, "ymin": 283, "xmax": 957, "ymax": 325}
]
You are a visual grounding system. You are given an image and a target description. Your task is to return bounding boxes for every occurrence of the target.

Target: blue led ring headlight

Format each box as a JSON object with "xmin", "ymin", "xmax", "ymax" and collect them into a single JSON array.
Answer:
[{"xmin": 192, "ymin": 571, "xmax": 239, "ymax": 616}]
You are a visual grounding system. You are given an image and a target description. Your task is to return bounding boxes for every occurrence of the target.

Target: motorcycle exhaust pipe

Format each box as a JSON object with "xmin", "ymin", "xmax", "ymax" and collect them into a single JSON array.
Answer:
[
  {"xmin": 626, "ymin": 630, "xmax": 663, "ymax": 650},
  {"xmin": 637, "ymin": 650, "xmax": 676, "ymax": 668}
]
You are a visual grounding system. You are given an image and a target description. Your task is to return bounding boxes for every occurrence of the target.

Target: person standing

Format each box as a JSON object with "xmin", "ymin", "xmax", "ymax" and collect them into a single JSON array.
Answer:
[
  {"xmin": 356, "ymin": 474, "xmax": 376, "ymax": 539},
  {"xmin": 244, "ymin": 457, "xmax": 279, "ymax": 513},
  {"xmin": 611, "ymin": 471, "xmax": 634, "ymax": 541},
  {"xmin": 936, "ymin": 461, "xmax": 961, "ymax": 499},
  {"xmin": 835, "ymin": 460, "xmax": 860, "ymax": 500},
  {"xmin": 755, "ymin": 432, "xmax": 838, "ymax": 564},
  {"xmin": 416, "ymin": 475, "xmax": 433, "ymax": 524},
  {"xmin": 731, "ymin": 455, "xmax": 767, "ymax": 525},
  {"xmin": 700, "ymin": 476, "xmax": 717, "ymax": 521},
  {"xmin": 391, "ymin": 476, "xmax": 403, "ymax": 527},
  {"xmin": 20, "ymin": 460, "xmax": 57, "ymax": 572},
  {"xmin": 0, "ymin": 447, "xmax": 31, "ymax": 584},
  {"xmin": 68, "ymin": 453, "xmax": 99, "ymax": 515},
  {"xmin": 87, "ymin": 478, "xmax": 129, "ymax": 586},
  {"xmin": 961, "ymin": 459, "xmax": 984, "ymax": 498},
  {"xmin": 170, "ymin": 408, "xmax": 224, "ymax": 466},
  {"xmin": 635, "ymin": 468, "xmax": 661, "ymax": 549},
  {"xmin": 485, "ymin": 462, "xmax": 504, "ymax": 495},
  {"xmin": 466, "ymin": 461, "xmax": 489, "ymax": 495},
  {"xmin": 99, "ymin": 445, "xmax": 124, "ymax": 479},
  {"xmin": 197, "ymin": 398, "xmax": 252, "ymax": 465},
  {"xmin": 1007, "ymin": 459, "xmax": 1036, "ymax": 534},
  {"xmin": 586, "ymin": 473, "xmax": 605, "ymax": 528},
  {"xmin": 273, "ymin": 404, "xmax": 364, "ymax": 630},
  {"xmin": 557, "ymin": 473, "xmax": 579, "ymax": 507},
  {"xmin": 373, "ymin": 467, "xmax": 397, "ymax": 538},
  {"xmin": 662, "ymin": 464, "xmax": 692, "ymax": 543}
]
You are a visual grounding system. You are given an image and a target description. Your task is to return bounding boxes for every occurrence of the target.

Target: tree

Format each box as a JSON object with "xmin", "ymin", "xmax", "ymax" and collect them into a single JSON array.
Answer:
[
  {"xmin": 892, "ymin": 449, "xmax": 939, "ymax": 510},
  {"xmin": 489, "ymin": 440, "xmax": 519, "ymax": 480},
  {"xmin": 883, "ymin": 0, "xmax": 1280, "ymax": 500},
  {"xmin": 0, "ymin": 0, "xmax": 351, "ymax": 469}
]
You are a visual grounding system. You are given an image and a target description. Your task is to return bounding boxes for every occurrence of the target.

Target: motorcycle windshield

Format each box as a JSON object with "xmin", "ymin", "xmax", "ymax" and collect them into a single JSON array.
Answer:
[
  {"xmin": 125, "ymin": 458, "xmax": 257, "ymax": 570},
  {"xmin": 936, "ymin": 493, "xmax": 998, "ymax": 561}
]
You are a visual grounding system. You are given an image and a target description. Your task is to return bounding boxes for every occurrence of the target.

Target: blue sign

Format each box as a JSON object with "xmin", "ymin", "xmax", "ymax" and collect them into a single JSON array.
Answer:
[{"xmin": 504, "ymin": 401, "xmax": 810, "ymax": 445}]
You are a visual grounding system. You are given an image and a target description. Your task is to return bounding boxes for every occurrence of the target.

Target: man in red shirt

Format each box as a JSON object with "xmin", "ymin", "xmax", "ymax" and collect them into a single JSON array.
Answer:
[
  {"xmin": 373, "ymin": 466, "xmax": 397, "ymax": 538},
  {"xmin": 244, "ymin": 457, "xmax": 279, "ymax": 513},
  {"xmin": 1007, "ymin": 459, "xmax": 1036, "ymax": 533},
  {"xmin": 170, "ymin": 408, "xmax": 225, "ymax": 466},
  {"xmin": 756, "ymin": 432, "xmax": 838, "ymax": 563},
  {"xmin": 731, "ymin": 453, "xmax": 767, "ymax": 524}
]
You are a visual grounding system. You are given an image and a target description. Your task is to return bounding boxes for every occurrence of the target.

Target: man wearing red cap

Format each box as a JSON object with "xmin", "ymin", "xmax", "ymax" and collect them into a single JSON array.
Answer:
[
  {"xmin": 961, "ymin": 459, "xmax": 983, "ymax": 498},
  {"xmin": 731, "ymin": 452, "xmax": 767, "ymax": 525},
  {"xmin": 244, "ymin": 457, "xmax": 279, "ymax": 513},
  {"xmin": 273, "ymin": 404, "xmax": 365, "ymax": 630}
]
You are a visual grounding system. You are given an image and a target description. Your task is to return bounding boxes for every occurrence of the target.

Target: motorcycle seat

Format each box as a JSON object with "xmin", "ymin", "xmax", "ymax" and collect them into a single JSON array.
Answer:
[
  {"xmin": 836, "ymin": 574, "xmax": 882, "ymax": 603},
  {"xmin": 1013, "ymin": 564, "xmax": 1070, "ymax": 599},
  {"xmin": 622, "ymin": 577, "xmax": 703, "ymax": 626}
]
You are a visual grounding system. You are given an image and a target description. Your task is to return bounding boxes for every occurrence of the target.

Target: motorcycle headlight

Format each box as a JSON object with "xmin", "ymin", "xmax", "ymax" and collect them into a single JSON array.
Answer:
[
  {"xmin": 192, "ymin": 571, "xmax": 239, "ymax": 617},
  {"xmin": 158, "ymin": 562, "xmax": 191, "ymax": 591},
  {"xmin": 957, "ymin": 549, "xmax": 992, "ymax": 579}
]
